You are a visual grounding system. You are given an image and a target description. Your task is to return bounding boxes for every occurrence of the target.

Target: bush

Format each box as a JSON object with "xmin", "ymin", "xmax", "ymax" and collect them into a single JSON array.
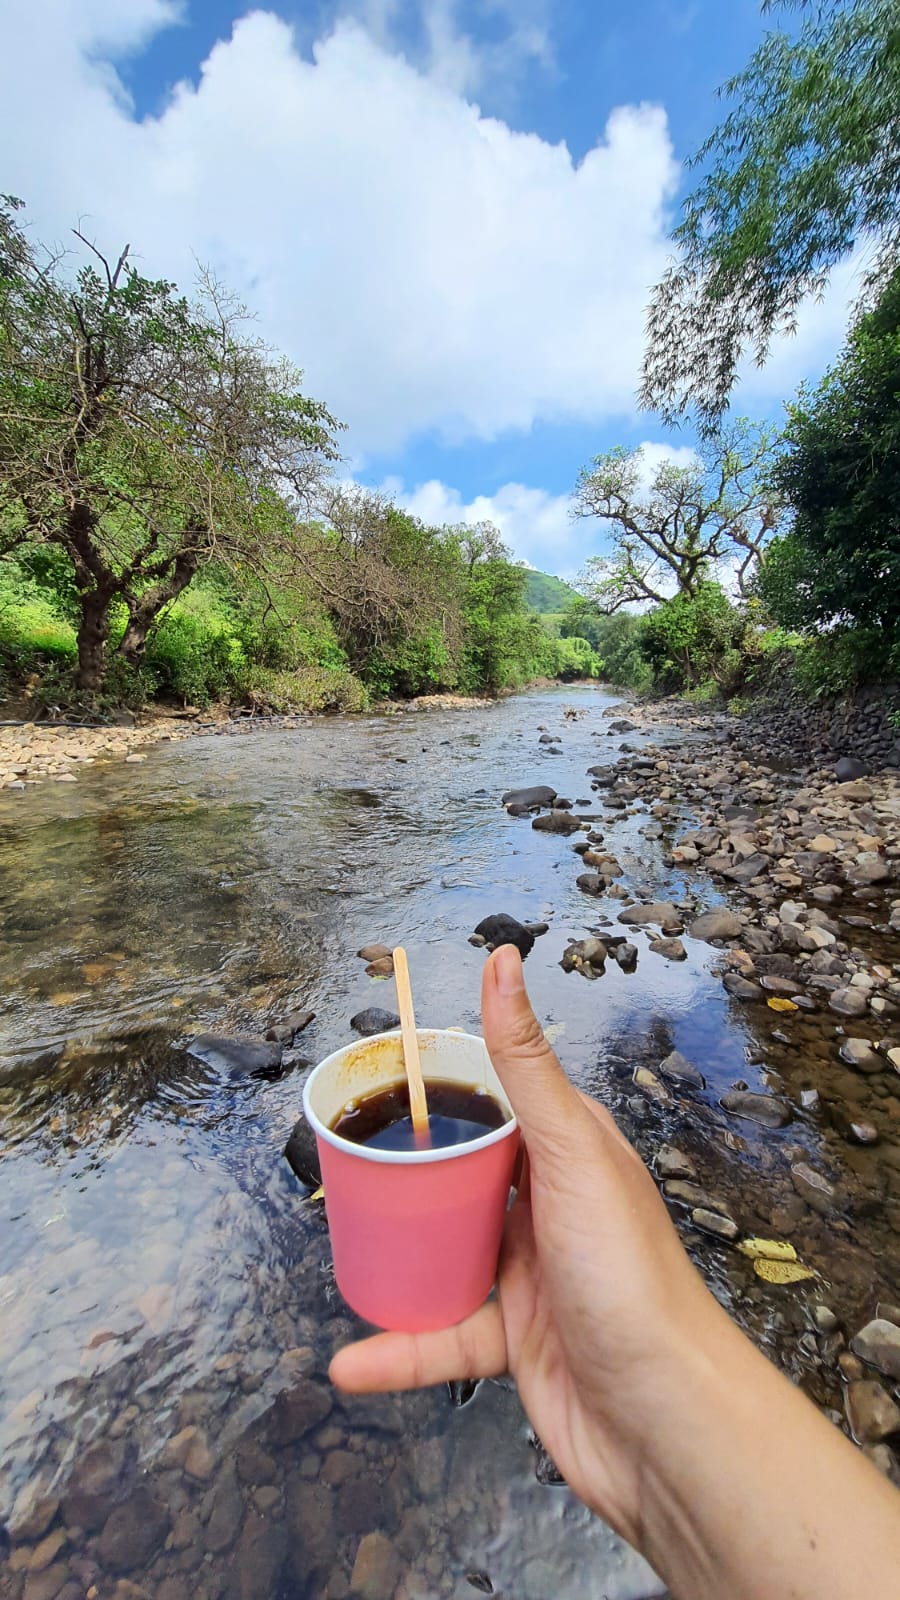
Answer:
[
  {"xmin": 641, "ymin": 583, "xmax": 747, "ymax": 692},
  {"xmin": 244, "ymin": 665, "xmax": 368, "ymax": 714}
]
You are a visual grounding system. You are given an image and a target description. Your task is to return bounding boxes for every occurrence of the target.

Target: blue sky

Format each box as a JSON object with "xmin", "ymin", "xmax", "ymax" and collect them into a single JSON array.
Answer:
[{"xmin": 1, "ymin": 1, "xmax": 855, "ymax": 575}]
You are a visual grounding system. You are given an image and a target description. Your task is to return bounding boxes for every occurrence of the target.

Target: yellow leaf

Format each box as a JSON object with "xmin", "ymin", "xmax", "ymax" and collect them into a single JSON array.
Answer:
[
  {"xmin": 737, "ymin": 1237, "xmax": 798, "ymax": 1262},
  {"xmin": 767, "ymin": 996, "xmax": 798, "ymax": 1012},
  {"xmin": 308, "ymin": 1185, "xmax": 325, "ymax": 1202},
  {"xmin": 752, "ymin": 1258, "xmax": 816, "ymax": 1285}
]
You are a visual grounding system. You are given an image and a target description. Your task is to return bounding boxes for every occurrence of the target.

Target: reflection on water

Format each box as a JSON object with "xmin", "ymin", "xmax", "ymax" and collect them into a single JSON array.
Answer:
[{"xmin": 0, "ymin": 686, "xmax": 897, "ymax": 1598}]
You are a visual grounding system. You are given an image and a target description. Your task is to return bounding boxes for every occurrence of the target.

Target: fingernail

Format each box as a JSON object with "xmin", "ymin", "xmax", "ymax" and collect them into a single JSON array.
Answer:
[{"xmin": 493, "ymin": 943, "xmax": 524, "ymax": 996}]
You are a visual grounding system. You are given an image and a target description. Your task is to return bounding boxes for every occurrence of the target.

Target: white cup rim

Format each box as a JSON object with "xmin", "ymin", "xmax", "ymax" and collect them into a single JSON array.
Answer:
[{"xmin": 301, "ymin": 1028, "xmax": 518, "ymax": 1166}]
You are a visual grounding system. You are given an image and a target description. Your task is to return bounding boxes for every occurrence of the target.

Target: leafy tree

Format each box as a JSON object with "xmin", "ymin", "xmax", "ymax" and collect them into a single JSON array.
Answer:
[
  {"xmin": 0, "ymin": 198, "xmax": 341, "ymax": 690},
  {"xmin": 642, "ymin": 0, "xmax": 900, "ymax": 426},
  {"xmin": 641, "ymin": 582, "xmax": 747, "ymax": 690},
  {"xmin": 759, "ymin": 265, "xmax": 900, "ymax": 639},
  {"xmin": 572, "ymin": 421, "xmax": 783, "ymax": 612}
]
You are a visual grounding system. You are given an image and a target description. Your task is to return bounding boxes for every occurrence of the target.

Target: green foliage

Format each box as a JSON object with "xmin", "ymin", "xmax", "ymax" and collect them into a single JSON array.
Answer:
[
  {"xmin": 641, "ymin": 583, "xmax": 748, "ymax": 692},
  {"xmin": 523, "ymin": 569, "xmax": 580, "ymax": 613},
  {"xmin": 643, "ymin": 0, "xmax": 900, "ymax": 425},
  {"xmin": 243, "ymin": 665, "xmax": 368, "ymax": 715},
  {"xmin": 762, "ymin": 266, "xmax": 900, "ymax": 649}
]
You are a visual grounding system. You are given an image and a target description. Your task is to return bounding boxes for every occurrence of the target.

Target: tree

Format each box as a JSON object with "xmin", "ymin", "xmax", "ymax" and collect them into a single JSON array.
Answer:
[
  {"xmin": 571, "ymin": 421, "xmax": 783, "ymax": 613},
  {"xmin": 0, "ymin": 198, "xmax": 341, "ymax": 690},
  {"xmin": 759, "ymin": 264, "xmax": 900, "ymax": 636},
  {"xmin": 641, "ymin": 0, "xmax": 900, "ymax": 427},
  {"xmin": 305, "ymin": 487, "xmax": 465, "ymax": 693}
]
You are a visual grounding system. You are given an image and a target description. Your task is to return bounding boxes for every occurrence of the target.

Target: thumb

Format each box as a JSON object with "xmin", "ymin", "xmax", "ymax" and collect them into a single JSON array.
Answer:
[{"xmin": 482, "ymin": 944, "xmax": 592, "ymax": 1171}]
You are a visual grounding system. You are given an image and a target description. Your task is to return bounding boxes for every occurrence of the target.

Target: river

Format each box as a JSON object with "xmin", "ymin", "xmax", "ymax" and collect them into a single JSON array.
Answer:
[{"xmin": 0, "ymin": 683, "xmax": 897, "ymax": 1600}]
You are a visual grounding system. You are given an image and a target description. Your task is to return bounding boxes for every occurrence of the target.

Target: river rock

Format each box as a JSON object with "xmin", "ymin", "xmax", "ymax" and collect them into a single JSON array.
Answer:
[
  {"xmin": 829, "ymin": 987, "xmax": 870, "ymax": 1018},
  {"xmin": 235, "ymin": 1509, "xmax": 288, "ymax": 1600},
  {"xmin": 205, "ymin": 1462, "xmax": 243, "ymax": 1554},
  {"xmin": 96, "ymin": 1488, "xmax": 170, "ymax": 1572},
  {"xmin": 62, "ymin": 1438, "xmax": 132, "ymax": 1532},
  {"xmin": 845, "ymin": 1381, "xmax": 900, "ymax": 1445},
  {"xmin": 656, "ymin": 1145, "xmax": 697, "ymax": 1179},
  {"xmin": 350, "ymin": 1531, "xmax": 402, "ymax": 1599},
  {"xmin": 617, "ymin": 900, "xmax": 680, "ymax": 927},
  {"xmin": 839, "ymin": 1038, "xmax": 883, "ymax": 1074},
  {"xmin": 720, "ymin": 1090, "xmax": 791, "ymax": 1128},
  {"xmin": 265, "ymin": 1008, "xmax": 315, "ymax": 1044},
  {"xmin": 649, "ymin": 936, "xmax": 687, "ymax": 961},
  {"xmin": 284, "ymin": 1117, "xmax": 322, "ymax": 1188},
  {"xmin": 612, "ymin": 940, "xmax": 638, "ymax": 970},
  {"xmin": 365, "ymin": 955, "xmax": 394, "ymax": 977},
  {"xmin": 357, "ymin": 944, "xmax": 392, "ymax": 962},
  {"xmin": 790, "ymin": 1161, "xmax": 836, "ymax": 1214},
  {"xmin": 561, "ymin": 937, "xmax": 608, "ymax": 974},
  {"xmin": 688, "ymin": 909, "xmax": 743, "ymax": 941},
  {"xmin": 473, "ymin": 913, "xmax": 537, "ymax": 957},
  {"xmin": 269, "ymin": 1379, "xmax": 333, "ymax": 1445},
  {"xmin": 692, "ymin": 1208, "xmax": 738, "ymax": 1242},
  {"xmin": 350, "ymin": 1008, "xmax": 401, "ymax": 1036},
  {"xmin": 850, "ymin": 1319, "xmax": 900, "ymax": 1380},
  {"xmin": 576, "ymin": 872, "xmax": 604, "ymax": 896},
  {"xmin": 659, "ymin": 1050, "xmax": 705, "ymax": 1089},
  {"xmin": 501, "ymin": 785, "xmax": 556, "ymax": 810},
  {"xmin": 723, "ymin": 973, "xmax": 764, "ymax": 1001},
  {"xmin": 532, "ymin": 810, "xmax": 582, "ymax": 835},
  {"xmin": 186, "ymin": 1034, "xmax": 283, "ymax": 1079},
  {"xmin": 835, "ymin": 757, "xmax": 868, "ymax": 782}
]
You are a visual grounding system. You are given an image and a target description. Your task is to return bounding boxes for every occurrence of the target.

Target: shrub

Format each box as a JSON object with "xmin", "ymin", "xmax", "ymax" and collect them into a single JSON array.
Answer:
[{"xmin": 244, "ymin": 665, "xmax": 368, "ymax": 714}]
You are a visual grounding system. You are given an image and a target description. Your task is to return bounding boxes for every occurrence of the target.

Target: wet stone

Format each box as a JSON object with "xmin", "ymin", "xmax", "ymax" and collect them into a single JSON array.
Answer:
[
  {"xmin": 532, "ymin": 810, "xmax": 582, "ymax": 835},
  {"xmin": 839, "ymin": 1038, "xmax": 882, "ymax": 1074},
  {"xmin": 829, "ymin": 987, "xmax": 870, "ymax": 1018},
  {"xmin": 96, "ymin": 1489, "xmax": 170, "ymax": 1573},
  {"xmin": 186, "ymin": 1033, "xmax": 283, "ymax": 1079},
  {"xmin": 269, "ymin": 1378, "xmax": 333, "ymax": 1445},
  {"xmin": 720, "ymin": 1090, "xmax": 792, "ymax": 1128},
  {"xmin": 850, "ymin": 1319, "xmax": 900, "ymax": 1381},
  {"xmin": 688, "ymin": 909, "xmax": 743, "ymax": 942},
  {"xmin": 350, "ymin": 1532, "xmax": 402, "ymax": 1599},
  {"xmin": 658, "ymin": 1050, "xmax": 705, "ymax": 1089},
  {"xmin": 649, "ymin": 936, "xmax": 687, "ymax": 961},
  {"xmin": 235, "ymin": 1510, "xmax": 288, "ymax": 1600},
  {"xmin": 656, "ymin": 1144, "xmax": 697, "ymax": 1179},
  {"xmin": 62, "ymin": 1438, "xmax": 132, "ymax": 1532},
  {"xmin": 691, "ymin": 1208, "xmax": 738, "ymax": 1242},
  {"xmin": 845, "ymin": 1381, "xmax": 900, "ymax": 1444},
  {"xmin": 723, "ymin": 973, "xmax": 764, "ymax": 1001},
  {"xmin": 790, "ymin": 1162, "xmax": 836, "ymax": 1215},
  {"xmin": 350, "ymin": 1008, "xmax": 401, "ymax": 1037}
]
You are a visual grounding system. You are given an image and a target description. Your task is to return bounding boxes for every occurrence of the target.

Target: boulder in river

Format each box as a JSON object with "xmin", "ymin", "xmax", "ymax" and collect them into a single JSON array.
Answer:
[
  {"xmin": 357, "ymin": 943, "xmax": 392, "ymax": 961},
  {"xmin": 688, "ymin": 909, "xmax": 743, "ymax": 942},
  {"xmin": 473, "ymin": 913, "xmax": 546, "ymax": 958},
  {"xmin": 350, "ymin": 1007, "xmax": 401, "ymax": 1036},
  {"xmin": 649, "ymin": 936, "xmax": 687, "ymax": 961},
  {"xmin": 186, "ymin": 1033, "xmax": 284, "ymax": 1080},
  {"xmin": 659, "ymin": 1049, "xmax": 704, "ymax": 1088},
  {"xmin": 720, "ymin": 1089, "xmax": 792, "ymax": 1128},
  {"xmin": 829, "ymin": 986, "xmax": 869, "ymax": 1018},
  {"xmin": 617, "ymin": 900, "xmax": 680, "ymax": 927},
  {"xmin": 265, "ymin": 1008, "xmax": 315, "ymax": 1045},
  {"xmin": 501, "ymin": 784, "xmax": 556, "ymax": 810},
  {"xmin": 532, "ymin": 810, "xmax": 583, "ymax": 835},
  {"xmin": 284, "ymin": 1116, "xmax": 322, "ymax": 1188}
]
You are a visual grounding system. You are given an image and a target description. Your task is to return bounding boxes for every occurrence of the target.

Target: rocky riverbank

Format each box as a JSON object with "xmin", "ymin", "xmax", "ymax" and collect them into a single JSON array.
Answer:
[
  {"xmin": 0, "ymin": 720, "xmax": 197, "ymax": 791},
  {"xmin": 488, "ymin": 696, "xmax": 900, "ymax": 1483}
]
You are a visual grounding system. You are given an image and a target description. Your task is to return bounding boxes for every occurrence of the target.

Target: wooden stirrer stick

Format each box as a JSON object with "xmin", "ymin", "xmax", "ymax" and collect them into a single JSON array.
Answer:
[{"xmin": 392, "ymin": 946, "xmax": 430, "ymax": 1142}]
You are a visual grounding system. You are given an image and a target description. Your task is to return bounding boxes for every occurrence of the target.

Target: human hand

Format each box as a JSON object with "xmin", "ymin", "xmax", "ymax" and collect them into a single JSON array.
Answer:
[{"xmin": 329, "ymin": 942, "xmax": 718, "ymax": 1545}]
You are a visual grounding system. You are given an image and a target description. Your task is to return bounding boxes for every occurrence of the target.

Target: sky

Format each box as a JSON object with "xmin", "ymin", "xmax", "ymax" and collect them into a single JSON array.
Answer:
[{"xmin": 0, "ymin": 0, "xmax": 861, "ymax": 577}]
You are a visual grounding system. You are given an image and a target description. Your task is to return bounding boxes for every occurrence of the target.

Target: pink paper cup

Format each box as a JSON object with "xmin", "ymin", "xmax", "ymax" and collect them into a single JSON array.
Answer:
[{"xmin": 302, "ymin": 1028, "xmax": 519, "ymax": 1332}]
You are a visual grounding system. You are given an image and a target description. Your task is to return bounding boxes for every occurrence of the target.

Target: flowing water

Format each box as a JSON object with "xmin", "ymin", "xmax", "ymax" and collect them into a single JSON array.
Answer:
[{"xmin": 0, "ymin": 684, "xmax": 897, "ymax": 1600}]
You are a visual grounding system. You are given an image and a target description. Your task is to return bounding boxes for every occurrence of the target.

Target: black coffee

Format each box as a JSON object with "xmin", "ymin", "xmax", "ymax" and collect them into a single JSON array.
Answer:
[{"xmin": 331, "ymin": 1078, "xmax": 508, "ymax": 1151}]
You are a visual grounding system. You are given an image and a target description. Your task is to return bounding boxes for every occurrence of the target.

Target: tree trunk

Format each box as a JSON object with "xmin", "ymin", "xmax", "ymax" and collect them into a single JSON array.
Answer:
[
  {"xmin": 76, "ymin": 590, "xmax": 112, "ymax": 692},
  {"xmin": 117, "ymin": 550, "xmax": 201, "ymax": 665}
]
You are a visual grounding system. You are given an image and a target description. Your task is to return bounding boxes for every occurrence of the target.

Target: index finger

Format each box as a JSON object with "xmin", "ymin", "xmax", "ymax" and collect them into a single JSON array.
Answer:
[{"xmin": 329, "ymin": 1299, "xmax": 507, "ymax": 1393}]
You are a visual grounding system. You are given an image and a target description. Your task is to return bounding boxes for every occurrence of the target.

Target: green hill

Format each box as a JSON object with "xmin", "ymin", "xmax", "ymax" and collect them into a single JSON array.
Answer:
[{"xmin": 523, "ymin": 569, "xmax": 579, "ymax": 613}]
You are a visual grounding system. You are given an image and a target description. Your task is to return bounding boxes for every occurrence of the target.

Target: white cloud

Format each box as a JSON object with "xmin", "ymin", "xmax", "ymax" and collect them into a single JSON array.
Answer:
[
  {"xmin": 1, "ymin": 0, "xmax": 855, "ymax": 470},
  {"xmin": 381, "ymin": 439, "xmax": 698, "ymax": 575},
  {"xmin": 2, "ymin": 1, "xmax": 679, "ymax": 456}
]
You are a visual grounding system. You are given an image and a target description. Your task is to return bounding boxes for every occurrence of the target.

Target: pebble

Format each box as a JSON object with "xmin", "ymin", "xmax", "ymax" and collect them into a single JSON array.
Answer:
[
  {"xmin": 658, "ymin": 1049, "xmax": 705, "ymax": 1089},
  {"xmin": 691, "ymin": 1208, "xmax": 739, "ymax": 1242},
  {"xmin": 720, "ymin": 1090, "xmax": 792, "ymax": 1128}
]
